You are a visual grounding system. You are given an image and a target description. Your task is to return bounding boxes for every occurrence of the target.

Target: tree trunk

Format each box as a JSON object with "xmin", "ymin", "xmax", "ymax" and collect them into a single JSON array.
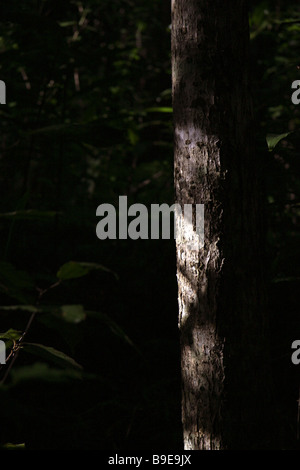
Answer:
[{"xmin": 172, "ymin": 0, "xmax": 273, "ymax": 449}]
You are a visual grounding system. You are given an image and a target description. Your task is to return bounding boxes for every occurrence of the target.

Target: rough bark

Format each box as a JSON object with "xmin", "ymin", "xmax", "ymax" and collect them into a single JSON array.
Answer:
[{"xmin": 172, "ymin": 0, "xmax": 273, "ymax": 449}]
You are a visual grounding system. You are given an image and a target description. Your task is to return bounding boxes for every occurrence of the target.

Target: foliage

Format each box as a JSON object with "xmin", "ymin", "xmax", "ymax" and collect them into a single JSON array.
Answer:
[
  {"xmin": 0, "ymin": 0, "xmax": 180, "ymax": 450},
  {"xmin": 0, "ymin": 0, "xmax": 298, "ymax": 450},
  {"xmin": 250, "ymin": 1, "xmax": 300, "ymax": 448}
]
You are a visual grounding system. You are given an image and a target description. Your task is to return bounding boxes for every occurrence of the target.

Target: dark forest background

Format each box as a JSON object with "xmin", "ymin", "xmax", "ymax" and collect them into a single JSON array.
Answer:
[{"xmin": 0, "ymin": 0, "xmax": 299, "ymax": 450}]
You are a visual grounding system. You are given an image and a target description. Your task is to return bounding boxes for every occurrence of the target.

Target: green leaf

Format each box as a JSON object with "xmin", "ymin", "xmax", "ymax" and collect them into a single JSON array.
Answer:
[
  {"xmin": 0, "ymin": 262, "xmax": 35, "ymax": 303},
  {"xmin": 0, "ymin": 329, "xmax": 22, "ymax": 342},
  {"xmin": 0, "ymin": 210, "xmax": 58, "ymax": 221},
  {"xmin": 0, "ymin": 303, "xmax": 84, "ymax": 324},
  {"xmin": 0, "ymin": 305, "xmax": 40, "ymax": 313},
  {"xmin": 128, "ymin": 128, "xmax": 139, "ymax": 145},
  {"xmin": 0, "ymin": 328, "xmax": 22, "ymax": 348},
  {"xmin": 10, "ymin": 362, "xmax": 82, "ymax": 384},
  {"xmin": 56, "ymin": 261, "xmax": 90, "ymax": 280},
  {"xmin": 29, "ymin": 123, "xmax": 79, "ymax": 136},
  {"xmin": 86, "ymin": 311, "xmax": 139, "ymax": 352},
  {"xmin": 1, "ymin": 443, "xmax": 25, "ymax": 450},
  {"xmin": 272, "ymin": 276, "xmax": 300, "ymax": 283},
  {"xmin": 60, "ymin": 305, "xmax": 86, "ymax": 324},
  {"xmin": 58, "ymin": 21, "xmax": 77, "ymax": 27},
  {"xmin": 57, "ymin": 261, "xmax": 118, "ymax": 281},
  {"xmin": 145, "ymin": 107, "xmax": 173, "ymax": 113},
  {"xmin": 23, "ymin": 343, "xmax": 83, "ymax": 370},
  {"xmin": 266, "ymin": 132, "xmax": 291, "ymax": 151}
]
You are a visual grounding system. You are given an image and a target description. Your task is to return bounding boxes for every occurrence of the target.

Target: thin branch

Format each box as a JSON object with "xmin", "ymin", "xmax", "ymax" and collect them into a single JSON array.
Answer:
[{"xmin": 0, "ymin": 280, "xmax": 62, "ymax": 385}]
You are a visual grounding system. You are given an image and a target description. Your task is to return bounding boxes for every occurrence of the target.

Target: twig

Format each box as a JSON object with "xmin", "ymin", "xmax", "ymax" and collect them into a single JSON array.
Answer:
[{"xmin": 0, "ymin": 279, "xmax": 62, "ymax": 385}]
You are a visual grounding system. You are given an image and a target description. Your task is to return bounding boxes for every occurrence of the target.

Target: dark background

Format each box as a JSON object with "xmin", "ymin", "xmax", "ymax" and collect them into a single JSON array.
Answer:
[{"xmin": 0, "ymin": 0, "xmax": 299, "ymax": 450}]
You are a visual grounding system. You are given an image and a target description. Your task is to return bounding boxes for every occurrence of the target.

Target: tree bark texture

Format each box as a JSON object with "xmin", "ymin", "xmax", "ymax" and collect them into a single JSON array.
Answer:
[{"xmin": 172, "ymin": 0, "xmax": 273, "ymax": 449}]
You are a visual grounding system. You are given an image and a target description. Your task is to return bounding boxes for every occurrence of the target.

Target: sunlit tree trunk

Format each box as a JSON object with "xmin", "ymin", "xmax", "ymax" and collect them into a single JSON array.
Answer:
[{"xmin": 172, "ymin": 0, "xmax": 273, "ymax": 449}]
